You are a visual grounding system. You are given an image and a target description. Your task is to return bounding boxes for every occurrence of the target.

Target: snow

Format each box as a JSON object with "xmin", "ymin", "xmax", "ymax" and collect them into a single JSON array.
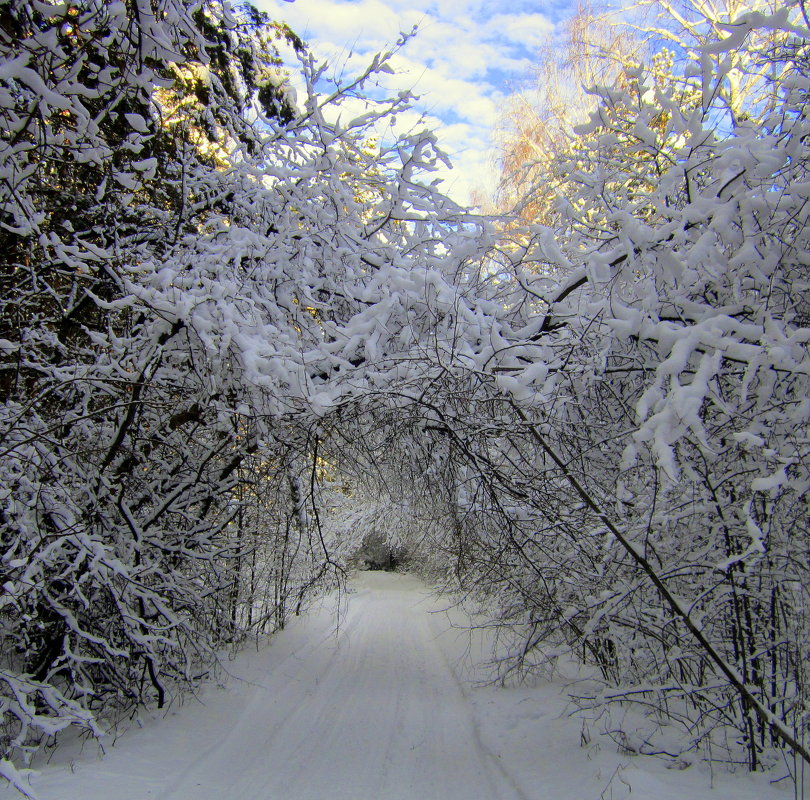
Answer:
[{"xmin": 3, "ymin": 572, "xmax": 791, "ymax": 800}]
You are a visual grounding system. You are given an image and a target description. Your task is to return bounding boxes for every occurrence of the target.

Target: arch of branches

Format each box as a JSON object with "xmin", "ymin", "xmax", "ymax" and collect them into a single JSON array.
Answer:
[{"xmin": 1, "ymin": 0, "xmax": 808, "ymax": 790}]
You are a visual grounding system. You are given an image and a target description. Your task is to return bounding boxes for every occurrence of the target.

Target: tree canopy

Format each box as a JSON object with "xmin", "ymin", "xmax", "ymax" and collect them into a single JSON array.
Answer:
[{"xmin": 1, "ymin": 0, "xmax": 809, "ymax": 793}]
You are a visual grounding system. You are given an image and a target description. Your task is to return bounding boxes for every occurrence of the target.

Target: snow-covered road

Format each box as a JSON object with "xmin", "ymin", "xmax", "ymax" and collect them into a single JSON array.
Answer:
[
  {"xmin": 162, "ymin": 571, "xmax": 521, "ymax": 800},
  {"xmin": 3, "ymin": 572, "xmax": 790, "ymax": 800},
  {"xmin": 7, "ymin": 573, "xmax": 523, "ymax": 800}
]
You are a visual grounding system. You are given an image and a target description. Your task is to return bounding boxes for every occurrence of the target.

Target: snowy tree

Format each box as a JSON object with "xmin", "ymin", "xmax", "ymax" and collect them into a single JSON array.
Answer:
[
  {"xmin": 3, "ymin": 0, "xmax": 809, "ymax": 789},
  {"xmin": 0, "ymin": 0, "xmax": 494, "ymax": 781},
  {"xmin": 472, "ymin": 2, "xmax": 810, "ymax": 771}
]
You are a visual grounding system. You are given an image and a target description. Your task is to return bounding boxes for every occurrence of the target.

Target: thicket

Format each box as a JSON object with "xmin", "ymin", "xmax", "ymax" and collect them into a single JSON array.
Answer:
[
  {"xmin": 447, "ymin": 0, "xmax": 810, "ymax": 778},
  {"xmin": 0, "ymin": 0, "xmax": 486, "ymax": 791},
  {"xmin": 1, "ymin": 0, "xmax": 808, "ymax": 793}
]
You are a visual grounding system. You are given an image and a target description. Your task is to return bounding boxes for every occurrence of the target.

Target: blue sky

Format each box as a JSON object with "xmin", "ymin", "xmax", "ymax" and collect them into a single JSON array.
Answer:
[{"xmin": 259, "ymin": 0, "xmax": 581, "ymax": 203}]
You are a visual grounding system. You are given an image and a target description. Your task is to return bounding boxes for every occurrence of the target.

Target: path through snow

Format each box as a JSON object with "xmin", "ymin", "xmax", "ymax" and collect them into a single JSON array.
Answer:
[
  {"xmin": 162, "ymin": 571, "xmax": 521, "ymax": 800},
  {"xmin": 5, "ymin": 573, "xmax": 522, "ymax": 800},
  {"xmin": 2, "ymin": 572, "xmax": 791, "ymax": 800}
]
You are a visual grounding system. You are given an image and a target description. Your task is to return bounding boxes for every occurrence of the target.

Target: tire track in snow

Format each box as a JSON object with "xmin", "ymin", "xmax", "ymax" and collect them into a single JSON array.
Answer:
[
  {"xmin": 162, "ymin": 594, "xmax": 362, "ymax": 800},
  {"xmin": 424, "ymin": 610, "xmax": 532, "ymax": 800},
  {"xmin": 166, "ymin": 572, "xmax": 524, "ymax": 800}
]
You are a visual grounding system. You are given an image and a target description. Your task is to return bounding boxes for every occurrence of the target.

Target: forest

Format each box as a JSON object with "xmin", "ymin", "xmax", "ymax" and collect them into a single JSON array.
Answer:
[{"xmin": 0, "ymin": 0, "xmax": 808, "ymax": 794}]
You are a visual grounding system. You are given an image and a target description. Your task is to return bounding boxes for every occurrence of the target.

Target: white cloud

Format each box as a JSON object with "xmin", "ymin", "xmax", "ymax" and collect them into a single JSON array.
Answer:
[
  {"xmin": 274, "ymin": 0, "xmax": 422, "ymax": 53},
  {"xmin": 487, "ymin": 13, "xmax": 555, "ymax": 49},
  {"xmin": 381, "ymin": 53, "xmax": 500, "ymax": 126}
]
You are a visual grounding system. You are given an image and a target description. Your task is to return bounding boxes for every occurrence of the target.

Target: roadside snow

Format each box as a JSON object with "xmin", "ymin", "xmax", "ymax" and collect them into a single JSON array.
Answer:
[{"xmin": 2, "ymin": 572, "xmax": 792, "ymax": 800}]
